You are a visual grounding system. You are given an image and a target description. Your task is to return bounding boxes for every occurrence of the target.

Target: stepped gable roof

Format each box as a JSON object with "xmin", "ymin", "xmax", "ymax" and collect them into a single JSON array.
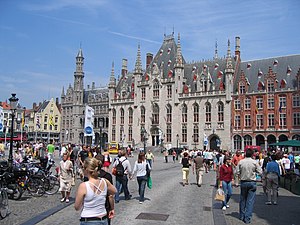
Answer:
[
  {"xmin": 143, "ymin": 34, "xmax": 185, "ymax": 80},
  {"xmin": 235, "ymin": 55, "xmax": 300, "ymax": 93},
  {"xmin": 184, "ymin": 57, "xmax": 231, "ymax": 92}
]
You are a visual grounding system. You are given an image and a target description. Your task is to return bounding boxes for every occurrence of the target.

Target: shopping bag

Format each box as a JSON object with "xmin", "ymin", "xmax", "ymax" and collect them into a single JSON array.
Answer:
[
  {"xmin": 147, "ymin": 176, "xmax": 152, "ymax": 189},
  {"xmin": 215, "ymin": 188, "xmax": 225, "ymax": 201}
]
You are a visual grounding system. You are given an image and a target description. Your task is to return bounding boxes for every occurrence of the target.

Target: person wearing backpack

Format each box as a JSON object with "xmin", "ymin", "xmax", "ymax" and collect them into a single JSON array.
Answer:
[{"xmin": 112, "ymin": 150, "xmax": 132, "ymax": 203}]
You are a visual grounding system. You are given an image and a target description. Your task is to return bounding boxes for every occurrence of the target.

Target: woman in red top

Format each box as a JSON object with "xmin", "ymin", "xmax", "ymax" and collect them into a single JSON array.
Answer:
[{"xmin": 219, "ymin": 156, "xmax": 234, "ymax": 211}]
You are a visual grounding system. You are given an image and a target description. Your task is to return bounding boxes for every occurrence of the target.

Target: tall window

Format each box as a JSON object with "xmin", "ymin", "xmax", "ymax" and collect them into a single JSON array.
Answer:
[
  {"xmin": 268, "ymin": 96, "xmax": 274, "ymax": 109},
  {"xmin": 234, "ymin": 99, "xmax": 241, "ymax": 110},
  {"xmin": 245, "ymin": 114, "xmax": 251, "ymax": 127},
  {"xmin": 120, "ymin": 108, "xmax": 124, "ymax": 125},
  {"xmin": 128, "ymin": 126, "xmax": 132, "ymax": 142},
  {"xmin": 112, "ymin": 109, "xmax": 116, "ymax": 125},
  {"xmin": 55, "ymin": 116, "xmax": 58, "ymax": 123},
  {"xmin": 256, "ymin": 97, "xmax": 263, "ymax": 109},
  {"xmin": 293, "ymin": 95, "xmax": 300, "ymax": 107},
  {"xmin": 153, "ymin": 80, "xmax": 160, "ymax": 98},
  {"xmin": 193, "ymin": 125, "xmax": 199, "ymax": 142},
  {"xmin": 218, "ymin": 102, "xmax": 224, "ymax": 122},
  {"xmin": 152, "ymin": 104, "xmax": 159, "ymax": 125},
  {"xmin": 205, "ymin": 103, "xmax": 211, "ymax": 122},
  {"xmin": 293, "ymin": 112, "xmax": 300, "ymax": 126},
  {"xmin": 234, "ymin": 115, "xmax": 241, "ymax": 129},
  {"xmin": 128, "ymin": 108, "xmax": 133, "ymax": 125},
  {"xmin": 239, "ymin": 83, "xmax": 246, "ymax": 94},
  {"xmin": 112, "ymin": 126, "xmax": 116, "ymax": 141},
  {"xmin": 182, "ymin": 104, "xmax": 187, "ymax": 123},
  {"xmin": 166, "ymin": 104, "xmax": 172, "ymax": 123},
  {"xmin": 193, "ymin": 104, "xmax": 199, "ymax": 123},
  {"xmin": 244, "ymin": 135, "xmax": 252, "ymax": 147},
  {"xmin": 182, "ymin": 124, "xmax": 187, "ymax": 143},
  {"xmin": 244, "ymin": 98, "xmax": 251, "ymax": 110},
  {"xmin": 279, "ymin": 96, "xmax": 287, "ymax": 108},
  {"xmin": 279, "ymin": 113, "xmax": 286, "ymax": 127},
  {"xmin": 166, "ymin": 125, "xmax": 172, "ymax": 142},
  {"xmin": 141, "ymin": 106, "xmax": 145, "ymax": 124},
  {"xmin": 268, "ymin": 114, "xmax": 275, "ymax": 128},
  {"xmin": 256, "ymin": 114, "xmax": 263, "ymax": 128},
  {"xmin": 167, "ymin": 85, "xmax": 172, "ymax": 99},
  {"xmin": 141, "ymin": 88, "xmax": 146, "ymax": 100},
  {"xmin": 234, "ymin": 135, "xmax": 242, "ymax": 150},
  {"xmin": 44, "ymin": 115, "xmax": 48, "ymax": 123},
  {"xmin": 267, "ymin": 80, "xmax": 275, "ymax": 92}
]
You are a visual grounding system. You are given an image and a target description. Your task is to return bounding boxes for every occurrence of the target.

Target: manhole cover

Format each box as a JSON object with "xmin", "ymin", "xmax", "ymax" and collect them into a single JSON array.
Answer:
[
  {"xmin": 136, "ymin": 213, "xmax": 169, "ymax": 221},
  {"xmin": 203, "ymin": 206, "xmax": 212, "ymax": 211}
]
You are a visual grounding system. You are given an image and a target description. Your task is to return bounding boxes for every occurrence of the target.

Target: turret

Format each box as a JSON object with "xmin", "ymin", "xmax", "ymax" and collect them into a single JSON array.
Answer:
[
  {"xmin": 134, "ymin": 44, "xmax": 143, "ymax": 107},
  {"xmin": 74, "ymin": 48, "xmax": 84, "ymax": 91},
  {"xmin": 225, "ymin": 39, "xmax": 234, "ymax": 102},
  {"xmin": 174, "ymin": 33, "xmax": 184, "ymax": 105}
]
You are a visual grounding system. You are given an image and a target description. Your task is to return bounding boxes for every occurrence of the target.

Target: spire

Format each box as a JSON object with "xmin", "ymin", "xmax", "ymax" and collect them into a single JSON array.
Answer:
[
  {"xmin": 75, "ymin": 47, "xmax": 84, "ymax": 74},
  {"xmin": 109, "ymin": 61, "xmax": 116, "ymax": 86},
  {"xmin": 61, "ymin": 86, "xmax": 65, "ymax": 97},
  {"xmin": 214, "ymin": 40, "xmax": 218, "ymax": 60},
  {"xmin": 134, "ymin": 44, "xmax": 142, "ymax": 74},
  {"xmin": 225, "ymin": 39, "xmax": 234, "ymax": 74},
  {"xmin": 77, "ymin": 48, "xmax": 83, "ymax": 58},
  {"xmin": 227, "ymin": 39, "xmax": 231, "ymax": 58},
  {"xmin": 175, "ymin": 33, "xmax": 183, "ymax": 68}
]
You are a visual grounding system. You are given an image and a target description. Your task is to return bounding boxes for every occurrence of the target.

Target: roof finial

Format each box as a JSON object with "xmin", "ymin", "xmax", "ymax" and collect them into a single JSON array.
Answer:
[
  {"xmin": 214, "ymin": 39, "xmax": 218, "ymax": 60},
  {"xmin": 109, "ymin": 61, "xmax": 116, "ymax": 85},
  {"xmin": 175, "ymin": 33, "xmax": 183, "ymax": 66},
  {"xmin": 227, "ymin": 39, "xmax": 231, "ymax": 58},
  {"xmin": 134, "ymin": 43, "xmax": 142, "ymax": 74}
]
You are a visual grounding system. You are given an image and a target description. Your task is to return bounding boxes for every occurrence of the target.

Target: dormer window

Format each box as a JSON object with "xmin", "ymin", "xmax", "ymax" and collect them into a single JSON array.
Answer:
[
  {"xmin": 239, "ymin": 83, "xmax": 246, "ymax": 94},
  {"xmin": 280, "ymin": 79, "xmax": 287, "ymax": 89},
  {"xmin": 267, "ymin": 80, "xmax": 274, "ymax": 92},
  {"xmin": 258, "ymin": 81, "xmax": 265, "ymax": 91}
]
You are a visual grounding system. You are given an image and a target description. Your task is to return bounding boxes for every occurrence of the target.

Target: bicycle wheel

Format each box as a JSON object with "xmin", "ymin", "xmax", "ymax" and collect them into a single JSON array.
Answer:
[
  {"xmin": 45, "ymin": 175, "xmax": 59, "ymax": 195},
  {"xmin": 0, "ymin": 189, "xmax": 9, "ymax": 219},
  {"xmin": 27, "ymin": 178, "xmax": 45, "ymax": 197}
]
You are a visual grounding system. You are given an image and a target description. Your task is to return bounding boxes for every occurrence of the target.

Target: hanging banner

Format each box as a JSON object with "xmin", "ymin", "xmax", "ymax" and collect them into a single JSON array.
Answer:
[
  {"xmin": 0, "ymin": 106, "xmax": 3, "ymax": 132},
  {"xmin": 84, "ymin": 105, "xmax": 94, "ymax": 136}
]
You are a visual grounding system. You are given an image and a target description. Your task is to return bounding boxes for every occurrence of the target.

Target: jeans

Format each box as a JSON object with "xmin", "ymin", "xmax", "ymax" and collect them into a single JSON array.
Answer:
[
  {"xmin": 147, "ymin": 159, "xmax": 152, "ymax": 168},
  {"xmin": 222, "ymin": 181, "xmax": 232, "ymax": 207},
  {"xmin": 80, "ymin": 219, "xmax": 108, "ymax": 225},
  {"xmin": 115, "ymin": 175, "xmax": 130, "ymax": 202},
  {"xmin": 137, "ymin": 175, "xmax": 148, "ymax": 202},
  {"xmin": 239, "ymin": 181, "xmax": 257, "ymax": 223}
]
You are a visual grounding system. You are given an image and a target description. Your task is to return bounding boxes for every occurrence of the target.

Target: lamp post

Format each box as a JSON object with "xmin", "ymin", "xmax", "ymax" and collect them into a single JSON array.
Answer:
[
  {"xmin": 8, "ymin": 93, "xmax": 19, "ymax": 169},
  {"xmin": 141, "ymin": 127, "xmax": 147, "ymax": 152},
  {"xmin": 176, "ymin": 134, "xmax": 179, "ymax": 160}
]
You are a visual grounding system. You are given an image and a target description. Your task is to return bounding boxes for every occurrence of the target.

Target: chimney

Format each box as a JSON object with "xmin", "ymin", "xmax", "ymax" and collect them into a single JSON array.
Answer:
[
  {"xmin": 55, "ymin": 98, "xmax": 59, "ymax": 105},
  {"xmin": 121, "ymin": 59, "xmax": 128, "ymax": 77},
  {"xmin": 146, "ymin": 53, "xmax": 153, "ymax": 69},
  {"xmin": 87, "ymin": 84, "xmax": 90, "ymax": 89},
  {"xmin": 33, "ymin": 102, "xmax": 36, "ymax": 109},
  {"xmin": 235, "ymin": 36, "xmax": 241, "ymax": 59},
  {"xmin": 92, "ymin": 82, "xmax": 95, "ymax": 89}
]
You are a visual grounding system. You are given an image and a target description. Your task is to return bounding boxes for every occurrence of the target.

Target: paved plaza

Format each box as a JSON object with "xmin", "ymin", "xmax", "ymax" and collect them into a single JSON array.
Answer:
[{"xmin": 1, "ymin": 150, "xmax": 300, "ymax": 225}]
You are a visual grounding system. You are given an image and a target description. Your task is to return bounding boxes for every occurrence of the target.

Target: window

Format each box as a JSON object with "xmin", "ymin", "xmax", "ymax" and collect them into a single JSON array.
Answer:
[
  {"xmin": 244, "ymin": 135, "xmax": 252, "ymax": 147},
  {"xmin": 55, "ymin": 125, "xmax": 58, "ymax": 131},
  {"xmin": 218, "ymin": 102, "xmax": 224, "ymax": 122},
  {"xmin": 244, "ymin": 98, "xmax": 251, "ymax": 110},
  {"xmin": 152, "ymin": 104, "xmax": 159, "ymax": 125},
  {"xmin": 112, "ymin": 126, "xmax": 116, "ymax": 141},
  {"xmin": 120, "ymin": 108, "xmax": 124, "ymax": 125},
  {"xmin": 153, "ymin": 80, "xmax": 160, "ymax": 98},
  {"xmin": 205, "ymin": 103, "xmax": 211, "ymax": 122},
  {"xmin": 112, "ymin": 109, "xmax": 116, "ymax": 125},
  {"xmin": 256, "ymin": 97, "xmax": 263, "ymax": 109},
  {"xmin": 268, "ymin": 96, "xmax": 274, "ymax": 109},
  {"xmin": 267, "ymin": 80, "xmax": 275, "ymax": 92},
  {"xmin": 44, "ymin": 124, "xmax": 47, "ymax": 130},
  {"xmin": 166, "ymin": 105, "xmax": 172, "ymax": 123},
  {"xmin": 55, "ymin": 116, "xmax": 58, "ymax": 123},
  {"xmin": 239, "ymin": 83, "xmax": 245, "ymax": 94},
  {"xmin": 268, "ymin": 114, "xmax": 275, "ymax": 128},
  {"xmin": 182, "ymin": 124, "xmax": 187, "ymax": 143},
  {"xmin": 120, "ymin": 126, "xmax": 124, "ymax": 142},
  {"xmin": 128, "ymin": 108, "xmax": 133, "ymax": 125},
  {"xmin": 50, "ymin": 125, "xmax": 53, "ymax": 131},
  {"xmin": 182, "ymin": 104, "xmax": 187, "ymax": 123},
  {"xmin": 44, "ymin": 115, "xmax": 48, "ymax": 123},
  {"xmin": 234, "ymin": 99, "xmax": 241, "ymax": 110},
  {"xmin": 256, "ymin": 114, "xmax": 263, "ymax": 128},
  {"xmin": 141, "ymin": 106, "xmax": 145, "ymax": 124},
  {"xmin": 245, "ymin": 114, "xmax": 251, "ymax": 127},
  {"xmin": 234, "ymin": 135, "xmax": 242, "ymax": 150},
  {"xmin": 293, "ymin": 95, "xmax": 300, "ymax": 107},
  {"xmin": 193, "ymin": 104, "xmax": 199, "ymax": 123},
  {"xmin": 280, "ymin": 113, "xmax": 287, "ymax": 127},
  {"xmin": 141, "ymin": 88, "xmax": 146, "ymax": 100},
  {"xmin": 293, "ymin": 112, "xmax": 300, "ymax": 126},
  {"xmin": 193, "ymin": 125, "xmax": 199, "ymax": 142},
  {"xmin": 128, "ymin": 126, "xmax": 132, "ymax": 141},
  {"xmin": 167, "ymin": 85, "xmax": 172, "ymax": 99},
  {"xmin": 279, "ymin": 96, "xmax": 287, "ymax": 108},
  {"xmin": 234, "ymin": 115, "xmax": 241, "ymax": 129},
  {"xmin": 166, "ymin": 125, "xmax": 172, "ymax": 142}
]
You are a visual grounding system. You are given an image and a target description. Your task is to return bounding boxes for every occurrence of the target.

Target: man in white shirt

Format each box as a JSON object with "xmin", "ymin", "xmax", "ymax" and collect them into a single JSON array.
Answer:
[{"xmin": 282, "ymin": 154, "xmax": 291, "ymax": 173}]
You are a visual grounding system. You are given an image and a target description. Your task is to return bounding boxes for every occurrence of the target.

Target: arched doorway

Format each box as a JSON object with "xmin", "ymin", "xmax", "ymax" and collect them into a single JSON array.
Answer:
[
  {"xmin": 292, "ymin": 134, "xmax": 300, "ymax": 140},
  {"xmin": 150, "ymin": 127, "xmax": 162, "ymax": 146},
  {"xmin": 267, "ymin": 135, "xmax": 276, "ymax": 145},
  {"xmin": 279, "ymin": 134, "xmax": 288, "ymax": 142},
  {"xmin": 255, "ymin": 134, "xmax": 265, "ymax": 149},
  {"xmin": 209, "ymin": 135, "xmax": 220, "ymax": 150}
]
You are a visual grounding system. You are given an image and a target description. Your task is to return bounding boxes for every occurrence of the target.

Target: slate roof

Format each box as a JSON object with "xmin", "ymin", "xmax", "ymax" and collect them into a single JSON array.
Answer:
[{"xmin": 84, "ymin": 87, "xmax": 109, "ymax": 104}]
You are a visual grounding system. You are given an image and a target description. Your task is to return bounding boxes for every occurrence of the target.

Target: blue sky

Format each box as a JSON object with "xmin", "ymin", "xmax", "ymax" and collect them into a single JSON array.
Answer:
[{"xmin": 0, "ymin": 0, "xmax": 299, "ymax": 108}]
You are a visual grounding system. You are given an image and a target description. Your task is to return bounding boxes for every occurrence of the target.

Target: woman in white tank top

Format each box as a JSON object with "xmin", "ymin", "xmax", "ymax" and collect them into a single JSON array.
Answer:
[{"xmin": 75, "ymin": 158, "xmax": 117, "ymax": 225}]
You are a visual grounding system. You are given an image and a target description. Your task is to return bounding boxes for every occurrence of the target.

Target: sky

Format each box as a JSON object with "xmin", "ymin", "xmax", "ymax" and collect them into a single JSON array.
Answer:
[{"xmin": 0, "ymin": 0, "xmax": 300, "ymax": 108}]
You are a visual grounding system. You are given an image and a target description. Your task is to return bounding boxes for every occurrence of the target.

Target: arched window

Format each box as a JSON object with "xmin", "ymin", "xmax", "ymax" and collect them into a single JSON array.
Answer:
[
  {"xmin": 128, "ymin": 126, "xmax": 132, "ymax": 142},
  {"xmin": 193, "ymin": 125, "xmax": 199, "ymax": 142},
  {"xmin": 128, "ymin": 107, "xmax": 133, "ymax": 125},
  {"xmin": 182, "ymin": 104, "xmax": 187, "ymax": 123},
  {"xmin": 152, "ymin": 104, "xmax": 159, "ymax": 125},
  {"xmin": 120, "ymin": 108, "xmax": 124, "ymax": 125},
  {"xmin": 205, "ymin": 102, "xmax": 211, "ymax": 122},
  {"xmin": 218, "ymin": 102, "xmax": 224, "ymax": 122},
  {"xmin": 193, "ymin": 103, "xmax": 199, "ymax": 123},
  {"xmin": 234, "ymin": 135, "xmax": 242, "ymax": 150},
  {"xmin": 153, "ymin": 79, "xmax": 160, "ymax": 98},
  {"xmin": 182, "ymin": 124, "xmax": 187, "ymax": 143},
  {"xmin": 112, "ymin": 126, "xmax": 116, "ymax": 141},
  {"xmin": 112, "ymin": 109, "xmax": 116, "ymax": 125},
  {"xmin": 244, "ymin": 135, "xmax": 252, "ymax": 147},
  {"xmin": 141, "ymin": 106, "xmax": 145, "ymax": 124},
  {"xmin": 166, "ymin": 125, "xmax": 172, "ymax": 142},
  {"xmin": 166, "ymin": 104, "xmax": 172, "ymax": 123}
]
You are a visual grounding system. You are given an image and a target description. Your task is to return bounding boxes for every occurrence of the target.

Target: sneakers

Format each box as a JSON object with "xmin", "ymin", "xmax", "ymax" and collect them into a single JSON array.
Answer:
[
  {"xmin": 139, "ymin": 201, "xmax": 143, "ymax": 204},
  {"xmin": 65, "ymin": 198, "xmax": 70, "ymax": 203},
  {"xmin": 60, "ymin": 198, "xmax": 65, "ymax": 202},
  {"xmin": 273, "ymin": 202, "xmax": 277, "ymax": 205},
  {"xmin": 226, "ymin": 204, "xmax": 229, "ymax": 208},
  {"xmin": 222, "ymin": 206, "xmax": 227, "ymax": 211},
  {"xmin": 265, "ymin": 201, "xmax": 272, "ymax": 205}
]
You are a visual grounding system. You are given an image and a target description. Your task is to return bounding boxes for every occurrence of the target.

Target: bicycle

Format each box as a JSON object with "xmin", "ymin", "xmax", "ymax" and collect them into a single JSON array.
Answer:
[{"xmin": 0, "ymin": 172, "xmax": 10, "ymax": 219}]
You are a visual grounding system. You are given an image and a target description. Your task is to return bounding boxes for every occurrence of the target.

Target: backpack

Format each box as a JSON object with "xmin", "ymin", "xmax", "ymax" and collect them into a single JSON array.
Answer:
[{"xmin": 115, "ymin": 159, "xmax": 126, "ymax": 176}]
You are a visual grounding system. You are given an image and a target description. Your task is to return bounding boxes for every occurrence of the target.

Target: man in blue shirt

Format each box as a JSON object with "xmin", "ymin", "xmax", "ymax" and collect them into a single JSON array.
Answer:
[{"xmin": 265, "ymin": 154, "xmax": 280, "ymax": 205}]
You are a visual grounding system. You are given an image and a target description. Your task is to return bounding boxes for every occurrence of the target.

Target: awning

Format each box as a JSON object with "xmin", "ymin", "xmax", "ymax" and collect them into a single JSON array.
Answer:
[{"xmin": 269, "ymin": 140, "xmax": 300, "ymax": 147}]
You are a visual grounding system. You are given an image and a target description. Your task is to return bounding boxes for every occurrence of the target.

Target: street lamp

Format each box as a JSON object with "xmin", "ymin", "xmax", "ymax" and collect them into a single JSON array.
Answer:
[
  {"xmin": 8, "ymin": 93, "xmax": 19, "ymax": 169},
  {"xmin": 176, "ymin": 134, "xmax": 179, "ymax": 160},
  {"xmin": 141, "ymin": 127, "xmax": 147, "ymax": 152}
]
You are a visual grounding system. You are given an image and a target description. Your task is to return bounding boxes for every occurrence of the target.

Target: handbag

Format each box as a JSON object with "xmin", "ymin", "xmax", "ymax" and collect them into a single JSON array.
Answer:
[
  {"xmin": 112, "ymin": 167, "xmax": 117, "ymax": 176},
  {"xmin": 147, "ymin": 176, "xmax": 152, "ymax": 189},
  {"xmin": 146, "ymin": 163, "xmax": 151, "ymax": 177},
  {"xmin": 214, "ymin": 188, "xmax": 225, "ymax": 201}
]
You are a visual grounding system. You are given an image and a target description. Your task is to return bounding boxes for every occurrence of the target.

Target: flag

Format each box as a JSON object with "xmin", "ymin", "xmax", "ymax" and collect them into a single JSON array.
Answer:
[
  {"xmin": 36, "ymin": 114, "xmax": 40, "ymax": 129},
  {"xmin": 84, "ymin": 105, "xmax": 94, "ymax": 137},
  {"xmin": 21, "ymin": 110, "xmax": 25, "ymax": 128},
  {"xmin": 49, "ymin": 114, "xmax": 54, "ymax": 126}
]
